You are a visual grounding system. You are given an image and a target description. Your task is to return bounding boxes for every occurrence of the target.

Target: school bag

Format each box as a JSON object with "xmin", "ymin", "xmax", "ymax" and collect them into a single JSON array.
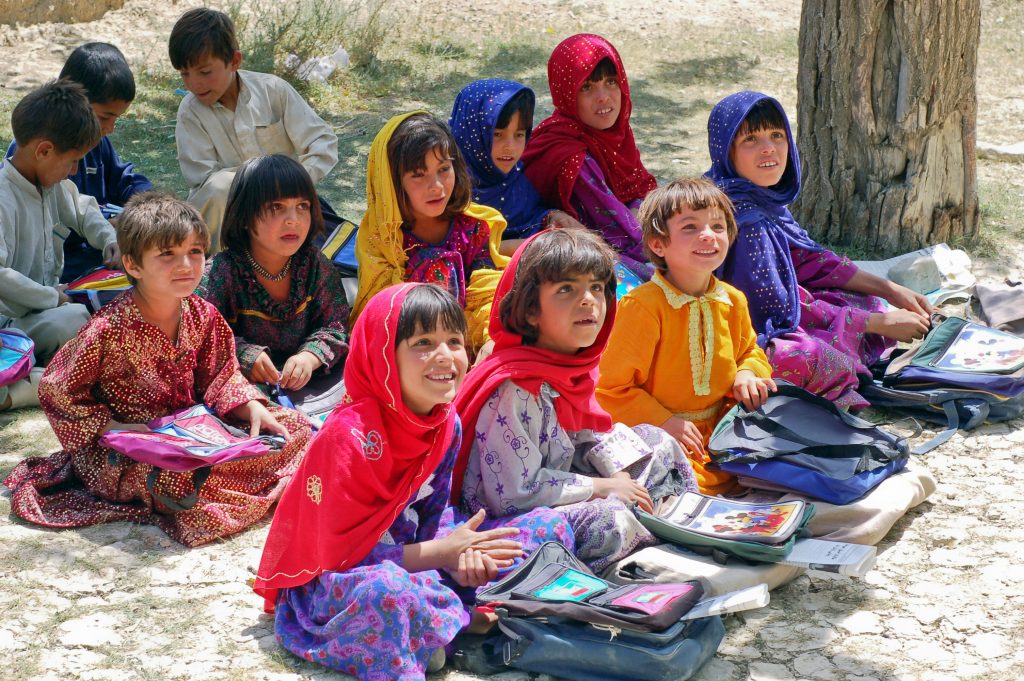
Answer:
[
  {"xmin": 316, "ymin": 217, "xmax": 359, "ymax": 277},
  {"xmin": 707, "ymin": 381, "xmax": 910, "ymax": 505},
  {"xmin": 453, "ymin": 541, "xmax": 724, "ymax": 681},
  {"xmin": 633, "ymin": 492, "xmax": 815, "ymax": 564},
  {"xmin": 863, "ymin": 316, "xmax": 1024, "ymax": 453},
  {"xmin": 274, "ymin": 372, "xmax": 346, "ymax": 429},
  {"xmin": 0, "ymin": 327, "xmax": 35, "ymax": 387},
  {"xmin": 64, "ymin": 267, "xmax": 131, "ymax": 314}
]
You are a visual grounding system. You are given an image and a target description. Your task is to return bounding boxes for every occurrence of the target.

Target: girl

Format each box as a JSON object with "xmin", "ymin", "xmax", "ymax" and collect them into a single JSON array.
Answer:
[
  {"xmin": 597, "ymin": 178, "xmax": 776, "ymax": 495},
  {"xmin": 198, "ymin": 154, "xmax": 349, "ymax": 392},
  {"xmin": 351, "ymin": 112, "xmax": 508, "ymax": 353},
  {"xmin": 3, "ymin": 193, "xmax": 311, "ymax": 547},
  {"xmin": 706, "ymin": 92, "xmax": 932, "ymax": 409},
  {"xmin": 255, "ymin": 283, "xmax": 571, "ymax": 680},
  {"xmin": 521, "ymin": 34, "xmax": 656, "ymax": 279},
  {"xmin": 449, "ymin": 79, "xmax": 584, "ymax": 255},
  {"xmin": 452, "ymin": 228, "xmax": 698, "ymax": 573}
]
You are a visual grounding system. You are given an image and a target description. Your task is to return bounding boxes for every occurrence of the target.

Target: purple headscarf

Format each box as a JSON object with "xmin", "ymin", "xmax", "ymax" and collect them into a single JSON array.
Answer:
[
  {"xmin": 705, "ymin": 91, "xmax": 824, "ymax": 343},
  {"xmin": 449, "ymin": 79, "xmax": 550, "ymax": 239}
]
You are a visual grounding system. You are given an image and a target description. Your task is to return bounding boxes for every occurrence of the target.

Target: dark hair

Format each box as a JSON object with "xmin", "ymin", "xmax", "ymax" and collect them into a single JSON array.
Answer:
[
  {"xmin": 168, "ymin": 7, "xmax": 238, "ymax": 70},
  {"xmin": 387, "ymin": 113, "xmax": 472, "ymax": 224},
  {"xmin": 117, "ymin": 192, "xmax": 210, "ymax": 285},
  {"xmin": 11, "ymin": 80, "xmax": 100, "ymax": 151},
  {"xmin": 59, "ymin": 42, "xmax": 135, "ymax": 103},
  {"xmin": 734, "ymin": 98, "xmax": 788, "ymax": 138},
  {"xmin": 221, "ymin": 154, "xmax": 325, "ymax": 252},
  {"xmin": 495, "ymin": 89, "xmax": 534, "ymax": 130},
  {"xmin": 637, "ymin": 177, "xmax": 737, "ymax": 271},
  {"xmin": 395, "ymin": 284, "xmax": 468, "ymax": 347},
  {"xmin": 500, "ymin": 228, "xmax": 616, "ymax": 345},
  {"xmin": 584, "ymin": 57, "xmax": 618, "ymax": 83}
]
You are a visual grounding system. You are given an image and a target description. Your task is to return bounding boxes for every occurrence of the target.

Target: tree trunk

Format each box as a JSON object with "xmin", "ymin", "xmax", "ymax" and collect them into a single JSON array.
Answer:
[{"xmin": 795, "ymin": 0, "xmax": 981, "ymax": 255}]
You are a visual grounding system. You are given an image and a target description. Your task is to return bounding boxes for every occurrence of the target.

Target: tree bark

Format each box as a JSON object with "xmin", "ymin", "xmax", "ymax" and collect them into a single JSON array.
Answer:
[{"xmin": 795, "ymin": 0, "xmax": 981, "ymax": 255}]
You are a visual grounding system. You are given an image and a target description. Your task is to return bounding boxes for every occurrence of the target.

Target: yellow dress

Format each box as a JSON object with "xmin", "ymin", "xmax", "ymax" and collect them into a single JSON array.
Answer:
[{"xmin": 597, "ymin": 272, "xmax": 772, "ymax": 495}]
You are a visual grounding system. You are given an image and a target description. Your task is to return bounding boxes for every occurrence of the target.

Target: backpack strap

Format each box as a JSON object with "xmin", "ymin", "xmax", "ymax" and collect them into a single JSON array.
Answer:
[{"xmin": 145, "ymin": 466, "xmax": 213, "ymax": 513}]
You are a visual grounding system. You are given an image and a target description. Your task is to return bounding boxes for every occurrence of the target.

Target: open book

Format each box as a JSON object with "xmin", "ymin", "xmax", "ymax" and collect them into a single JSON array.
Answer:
[
  {"xmin": 779, "ymin": 538, "xmax": 877, "ymax": 578},
  {"xmin": 658, "ymin": 492, "xmax": 808, "ymax": 544}
]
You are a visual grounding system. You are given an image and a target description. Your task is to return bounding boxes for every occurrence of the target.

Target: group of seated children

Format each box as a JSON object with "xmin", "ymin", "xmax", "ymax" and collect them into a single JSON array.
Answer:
[{"xmin": 0, "ymin": 9, "xmax": 940, "ymax": 681}]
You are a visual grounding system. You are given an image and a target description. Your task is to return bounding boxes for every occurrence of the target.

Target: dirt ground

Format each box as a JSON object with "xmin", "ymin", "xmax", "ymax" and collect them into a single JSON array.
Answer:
[{"xmin": 1, "ymin": 1, "xmax": 1023, "ymax": 680}]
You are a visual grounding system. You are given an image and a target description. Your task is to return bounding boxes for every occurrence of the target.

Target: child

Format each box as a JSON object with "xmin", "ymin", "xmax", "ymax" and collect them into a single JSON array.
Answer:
[
  {"xmin": 352, "ymin": 111, "xmax": 508, "ymax": 353},
  {"xmin": 452, "ymin": 228, "xmax": 698, "ymax": 572},
  {"xmin": 2, "ymin": 192, "xmax": 312, "ymax": 547},
  {"xmin": 521, "ymin": 34, "xmax": 655, "ymax": 279},
  {"xmin": 706, "ymin": 92, "xmax": 932, "ymax": 409},
  {"xmin": 198, "ymin": 154, "xmax": 349, "ymax": 392},
  {"xmin": 169, "ymin": 8, "xmax": 338, "ymax": 247},
  {"xmin": 0, "ymin": 80, "xmax": 119, "ymax": 372},
  {"xmin": 255, "ymin": 283, "xmax": 571, "ymax": 679},
  {"xmin": 449, "ymin": 79, "xmax": 584, "ymax": 256},
  {"xmin": 6, "ymin": 42, "xmax": 152, "ymax": 282},
  {"xmin": 596, "ymin": 178, "xmax": 776, "ymax": 495}
]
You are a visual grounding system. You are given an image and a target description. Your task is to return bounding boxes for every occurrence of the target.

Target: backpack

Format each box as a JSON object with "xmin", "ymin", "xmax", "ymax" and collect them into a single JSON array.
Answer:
[
  {"xmin": 317, "ymin": 218, "xmax": 359, "ymax": 277},
  {"xmin": 0, "ymin": 327, "xmax": 35, "ymax": 387},
  {"xmin": 864, "ymin": 316, "xmax": 1024, "ymax": 453},
  {"xmin": 708, "ymin": 381, "xmax": 910, "ymax": 504},
  {"xmin": 454, "ymin": 542, "xmax": 724, "ymax": 681},
  {"xmin": 64, "ymin": 267, "xmax": 131, "ymax": 314}
]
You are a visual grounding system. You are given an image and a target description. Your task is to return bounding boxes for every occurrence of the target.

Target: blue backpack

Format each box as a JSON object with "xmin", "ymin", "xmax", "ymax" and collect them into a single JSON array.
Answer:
[
  {"xmin": 0, "ymin": 328, "xmax": 35, "ymax": 387},
  {"xmin": 864, "ymin": 316, "xmax": 1024, "ymax": 453}
]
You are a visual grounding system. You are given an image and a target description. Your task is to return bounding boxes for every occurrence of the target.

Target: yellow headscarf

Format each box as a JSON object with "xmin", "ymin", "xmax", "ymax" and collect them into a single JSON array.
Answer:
[{"xmin": 351, "ymin": 111, "xmax": 509, "ymax": 351}]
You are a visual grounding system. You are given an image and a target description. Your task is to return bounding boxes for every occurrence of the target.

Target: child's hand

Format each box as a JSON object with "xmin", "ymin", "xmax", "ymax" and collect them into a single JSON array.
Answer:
[
  {"xmin": 55, "ymin": 285, "xmax": 72, "ymax": 306},
  {"xmin": 884, "ymin": 282, "xmax": 933, "ymax": 317},
  {"xmin": 732, "ymin": 370, "xmax": 777, "ymax": 411},
  {"xmin": 473, "ymin": 340, "xmax": 495, "ymax": 367},
  {"xmin": 661, "ymin": 416, "xmax": 706, "ymax": 459},
  {"xmin": 249, "ymin": 352, "xmax": 281, "ymax": 386},
  {"xmin": 867, "ymin": 309, "xmax": 930, "ymax": 342},
  {"xmin": 102, "ymin": 242, "xmax": 122, "ymax": 271},
  {"xmin": 101, "ymin": 419, "xmax": 151, "ymax": 435},
  {"xmin": 438, "ymin": 509, "xmax": 523, "ymax": 574},
  {"xmin": 280, "ymin": 351, "xmax": 321, "ymax": 390},
  {"xmin": 452, "ymin": 548, "xmax": 505, "ymax": 588},
  {"xmin": 230, "ymin": 400, "xmax": 290, "ymax": 439},
  {"xmin": 591, "ymin": 473, "xmax": 654, "ymax": 512},
  {"xmin": 546, "ymin": 210, "xmax": 587, "ymax": 231}
]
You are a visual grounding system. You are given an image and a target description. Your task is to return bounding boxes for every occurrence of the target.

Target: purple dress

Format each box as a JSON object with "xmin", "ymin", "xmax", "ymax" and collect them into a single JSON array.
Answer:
[
  {"xmin": 402, "ymin": 213, "xmax": 494, "ymax": 308},
  {"xmin": 273, "ymin": 425, "xmax": 573, "ymax": 680}
]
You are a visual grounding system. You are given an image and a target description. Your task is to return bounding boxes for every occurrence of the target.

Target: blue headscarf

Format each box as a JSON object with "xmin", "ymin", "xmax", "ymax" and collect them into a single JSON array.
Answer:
[
  {"xmin": 705, "ymin": 91, "xmax": 824, "ymax": 343},
  {"xmin": 450, "ymin": 79, "xmax": 550, "ymax": 239}
]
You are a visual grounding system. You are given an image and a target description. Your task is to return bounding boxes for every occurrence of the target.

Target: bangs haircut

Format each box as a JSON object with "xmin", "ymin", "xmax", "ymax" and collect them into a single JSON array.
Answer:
[
  {"xmin": 395, "ymin": 284, "xmax": 468, "ymax": 347},
  {"xmin": 734, "ymin": 98, "xmax": 788, "ymax": 138},
  {"xmin": 168, "ymin": 7, "xmax": 238, "ymax": 70},
  {"xmin": 118, "ymin": 191, "xmax": 210, "ymax": 284},
  {"xmin": 387, "ymin": 113, "xmax": 472, "ymax": 223},
  {"xmin": 221, "ymin": 154, "xmax": 324, "ymax": 252},
  {"xmin": 60, "ymin": 42, "xmax": 136, "ymax": 103},
  {"xmin": 11, "ymin": 79, "xmax": 100, "ymax": 151},
  {"xmin": 495, "ymin": 89, "xmax": 534, "ymax": 130},
  {"xmin": 500, "ymin": 228, "xmax": 616, "ymax": 344},
  {"xmin": 638, "ymin": 178, "xmax": 737, "ymax": 271},
  {"xmin": 584, "ymin": 57, "xmax": 618, "ymax": 83}
]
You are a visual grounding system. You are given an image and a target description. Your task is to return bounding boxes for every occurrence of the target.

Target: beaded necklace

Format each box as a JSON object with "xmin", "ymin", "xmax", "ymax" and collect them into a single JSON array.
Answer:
[{"xmin": 246, "ymin": 249, "xmax": 292, "ymax": 282}]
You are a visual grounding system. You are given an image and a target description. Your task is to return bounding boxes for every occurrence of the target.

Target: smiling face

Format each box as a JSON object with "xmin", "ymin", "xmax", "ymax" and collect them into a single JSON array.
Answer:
[
  {"xmin": 92, "ymin": 99, "xmax": 131, "ymax": 137},
  {"xmin": 396, "ymin": 322, "xmax": 469, "ymax": 415},
  {"xmin": 730, "ymin": 125, "xmax": 789, "ymax": 188},
  {"xmin": 648, "ymin": 206, "xmax": 731, "ymax": 295},
  {"xmin": 250, "ymin": 197, "xmax": 312, "ymax": 261},
  {"xmin": 528, "ymin": 274, "xmax": 608, "ymax": 355},
  {"xmin": 178, "ymin": 51, "xmax": 241, "ymax": 108},
  {"xmin": 123, "ymin": 234, "xmax": 207, "ymax": 301},
  {"xmin": 576, "ymin": 74, "xmax": 621, "ymax": 131},
  {"xmin": 491, "ymin": 110, "xmax": 527, "ymax": 174},
  {"xmin": 399, "ymin": 146, "xmax": 456, "ymax": 230}
]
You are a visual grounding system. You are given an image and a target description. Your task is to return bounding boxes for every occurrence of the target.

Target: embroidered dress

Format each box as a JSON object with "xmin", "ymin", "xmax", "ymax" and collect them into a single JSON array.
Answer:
[
  {"xmin": 449, "ymin": 79, "xmax": 552, "ymax": 240},
  {"xmin": 706, "ymin": 91, "xmax": 892, "ymax": 409},
  {"xmin": 351, "ymin": 112, "xmax": 508, "ymax": 350},
  {"xmin": 453, "ymin": 235, "xmax": 698, "ymax": 573},
  {"xmin": 2, "ymin": 293, "xmax": 311, "ymax": 547},
  {"xmin": 255, "ymin": 284, "xmax": 572, "ymax": 681},
  {"xmin": 521, "ymin": 34, "xmax": 655, "ymax": 274},
  {"xmin": 401, "ymin": 212, "xmax": 495, "ymax": 308},
  {"xmin": 597, "ymin": 273, "xmax": 772, "ymax": 495},
  {"xmin": 198, "ymin": 245, "xmax": 350, "ymax": 376}
]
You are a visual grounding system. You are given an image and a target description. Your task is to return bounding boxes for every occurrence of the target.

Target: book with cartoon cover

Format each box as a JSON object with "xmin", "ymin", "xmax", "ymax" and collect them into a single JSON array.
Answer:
[{"xmin": 657, "ymin": 492, "xmax": 807, "ymax": 545}]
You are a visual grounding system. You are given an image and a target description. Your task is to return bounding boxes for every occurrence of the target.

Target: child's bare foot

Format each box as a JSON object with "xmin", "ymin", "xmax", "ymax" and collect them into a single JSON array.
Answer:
[{"xmin": 466, "ymin": 608, "xmax": 498, "ymax": 634}]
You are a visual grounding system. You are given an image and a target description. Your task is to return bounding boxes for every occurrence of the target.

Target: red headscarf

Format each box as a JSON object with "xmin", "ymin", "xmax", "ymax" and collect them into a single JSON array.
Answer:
[
  {"xmin": 450, "ymin": 231, "xmax": 615, "ymax": 502},
  {"xmin": 521, "ymin": 34, "xmax": 656, "ymax": 217},
  {"xmin": 254, "ymin": 283, "xmax": 458, "ymax": 612}
]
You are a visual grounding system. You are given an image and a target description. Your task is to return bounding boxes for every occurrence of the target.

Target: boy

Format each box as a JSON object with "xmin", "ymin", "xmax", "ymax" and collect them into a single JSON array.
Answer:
[
  {"xmin": 7, "ymin": 42, "xmax": 152, "ymax": 282},
  {"xmin": 4, "ymin": 192, "xmax": 311, "ymax": 546},
  {"xmin": 169, "ymin": 8, "xmax": 338, "ymax": 248},
  {"xmin": 596, "ymin": 178, "xmax": 775, "ymax": 496},
  {"xmin": 0, "ymin": 80, "xmax": 120, "ymax": 387}
]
